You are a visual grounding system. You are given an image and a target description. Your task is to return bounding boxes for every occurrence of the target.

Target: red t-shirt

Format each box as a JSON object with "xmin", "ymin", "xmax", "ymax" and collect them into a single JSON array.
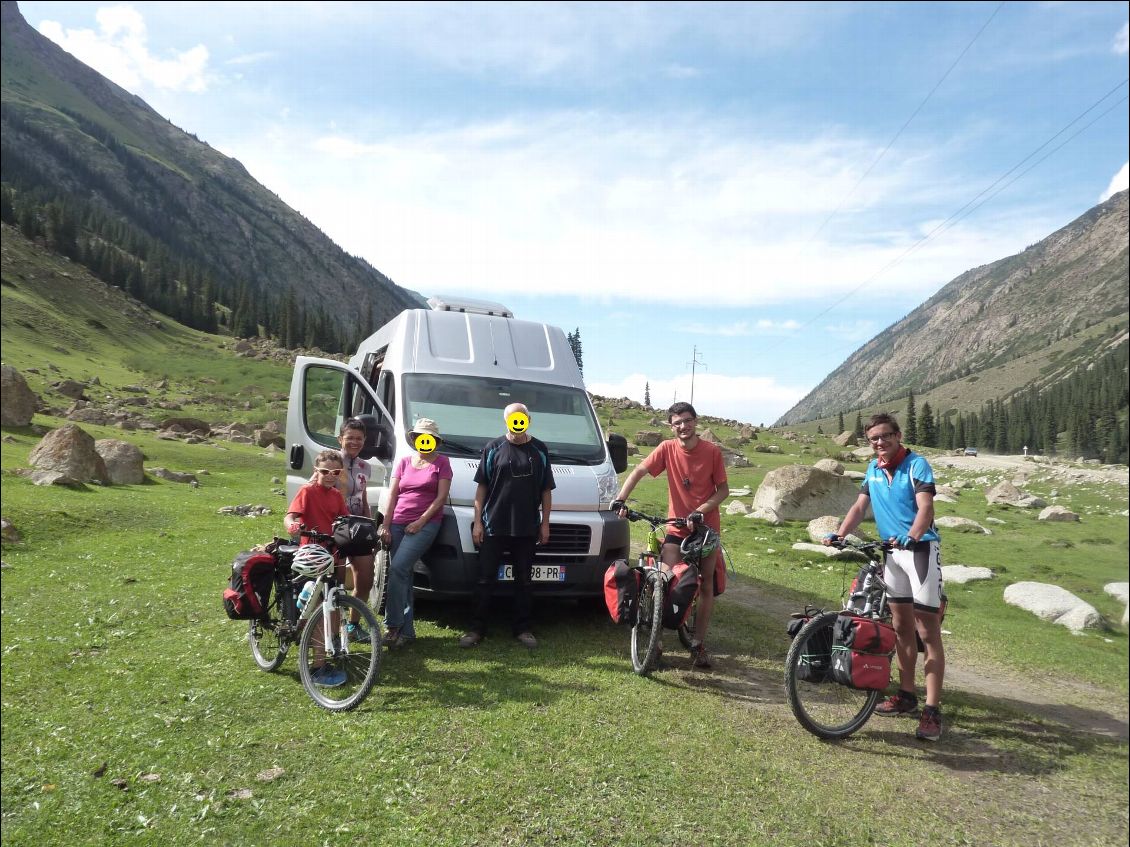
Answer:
[
  {"xmin": 287, "ymin": 482, "xmax": 348, "ymax": 538},
  {"xmin": 640, "ymin": 438, "xmax": 727, "ymax": 536}
]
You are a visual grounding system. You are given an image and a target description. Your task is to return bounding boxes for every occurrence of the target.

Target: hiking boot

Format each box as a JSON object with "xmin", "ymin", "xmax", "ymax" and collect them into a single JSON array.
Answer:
[
  {"xmin": 874, "ymin": 690, "xmax": 919, "ymax": 717},
  {"xmin": 311, "ymin": 664, "xmax": 347, "ymax": 687},
  {"xmin": 916, "ymin": 706, "xmax": 943, "ymax": 741},
  {"xmin": 459, "ymin": 631, "xmax": 483, "ymax": 648},
  {"xmin": 346, "ymin": 621, "xmax": 371, "ymax": 643},
  {"xmin": 516, "ymin": 631, "xmax": 538, "ymax": 649},
  {"xmin": 690, "ymin": 642, "xmax": 712, "ymax": 669}
]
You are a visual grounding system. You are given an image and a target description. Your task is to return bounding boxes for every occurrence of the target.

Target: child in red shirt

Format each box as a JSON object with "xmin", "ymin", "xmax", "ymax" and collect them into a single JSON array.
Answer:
[{"xmin": 286, "ymin": 450, "xmax": 348, "ymax": 540}]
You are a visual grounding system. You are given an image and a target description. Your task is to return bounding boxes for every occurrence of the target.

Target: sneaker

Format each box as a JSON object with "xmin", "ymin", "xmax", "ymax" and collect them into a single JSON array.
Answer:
[
  {"xmin": 346, "ymin": 621, "xmax": 371, "ymax": 643},
  {"xmin": 515, "ymin": 631, "xmax": 537, "ymax": 649},
  {"xmin": 874, "ymin": 691, "xmax": 919, "ymax": 717},
  {"xmin": 916, "ymin": 706, "xmax": 943, "ymax": 741},
  {"xmin": 690, "ymin": 642, "xmax": 712, "ymax": 669},
  {"xmin": 459, "ymin": 631, "xmax": 482, "ymax": 648},
  {"xmin": 311, "ymin": 664, "xmax": 347, "ymax": 687}
]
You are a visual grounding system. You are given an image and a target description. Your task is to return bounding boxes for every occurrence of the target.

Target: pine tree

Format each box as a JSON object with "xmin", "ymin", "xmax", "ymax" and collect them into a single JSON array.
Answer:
[
  {"xmin": 567, "ymin": 328, "xmax": 584, "ymax": 375},
  {"xmin": 905, "ymin": 390, "xmax": 917, "ymax": 443},
  {"xmin": 919, "ymin": 401, "xmax": 936, "ymax": 447},
  {"xmin": 853, "ymin": 412, "xmax": 864, "ymax": 439},
  {"xmin": 837, "ymin": 411, "xmax": 845, "ymax": 434},
  {"xmin": 644, "ymin": 381, "xmax": 651, "ymax": 408}
]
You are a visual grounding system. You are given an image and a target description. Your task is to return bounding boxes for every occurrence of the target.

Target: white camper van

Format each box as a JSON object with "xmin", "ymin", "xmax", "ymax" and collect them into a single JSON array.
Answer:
[{"xmin": 285, "ymin": 296, "xmax": 629, "ymax": 600}]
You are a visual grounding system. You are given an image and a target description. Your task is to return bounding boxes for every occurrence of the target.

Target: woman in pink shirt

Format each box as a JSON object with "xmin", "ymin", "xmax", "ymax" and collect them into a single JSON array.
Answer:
[{"xmin": 380, "ymin": 418, "xmax": 452, "ymax": 648}]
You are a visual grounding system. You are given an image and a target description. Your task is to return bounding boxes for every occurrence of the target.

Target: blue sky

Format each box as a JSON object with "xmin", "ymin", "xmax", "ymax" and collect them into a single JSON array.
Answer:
[{"xmin": 20, "ymin": 1, "xmax": 1130, "ymax": 425}]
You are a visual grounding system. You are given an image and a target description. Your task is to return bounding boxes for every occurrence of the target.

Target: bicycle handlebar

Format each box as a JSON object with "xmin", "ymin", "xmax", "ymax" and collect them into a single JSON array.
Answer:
[
  {"xmin": 830, "ymin": 538, "xmax": 920, "ymax": 554},
  {"xmin": 623, "ymin": 508, "xmax": 688, "ymax": 530}
]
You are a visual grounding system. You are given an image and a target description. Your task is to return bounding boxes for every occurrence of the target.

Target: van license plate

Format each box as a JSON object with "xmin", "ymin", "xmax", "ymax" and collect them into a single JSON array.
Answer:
[{"xmin": 497, "ymin": 564, "xmax": 566, "ymax": 582}]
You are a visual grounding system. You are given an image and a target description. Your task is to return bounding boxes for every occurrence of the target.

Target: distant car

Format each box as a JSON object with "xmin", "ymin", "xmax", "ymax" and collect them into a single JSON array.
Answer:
[{"xmin": 964, "ymin": 447, "xmax": 978, "ymax": 456}]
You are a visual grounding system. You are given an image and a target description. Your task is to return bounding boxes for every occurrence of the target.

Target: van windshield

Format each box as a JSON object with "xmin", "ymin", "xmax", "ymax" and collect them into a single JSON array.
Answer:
[{"xmin": 402, "ymin": 374, "xmax": 606, "ymax": 464}]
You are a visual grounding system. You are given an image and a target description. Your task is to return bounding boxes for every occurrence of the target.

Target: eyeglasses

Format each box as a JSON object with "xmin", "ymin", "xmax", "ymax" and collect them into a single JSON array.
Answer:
[
  {"xmin": 867, "ymin": 431, "xmax": 898, "ymax": 444},
  {"xmin": 670, "ymin": 417, "xmax": 696, "ymax": 428},
  {"xmin": 315, "ymin": 467, "xmax": 342, "ymax": 476}
]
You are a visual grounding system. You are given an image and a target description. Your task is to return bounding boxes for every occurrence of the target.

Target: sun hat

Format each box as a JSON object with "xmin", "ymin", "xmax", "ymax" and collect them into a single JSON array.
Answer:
[{"xmin": 406, "ymin": 417, "xmax": 443, "ymax": 445}]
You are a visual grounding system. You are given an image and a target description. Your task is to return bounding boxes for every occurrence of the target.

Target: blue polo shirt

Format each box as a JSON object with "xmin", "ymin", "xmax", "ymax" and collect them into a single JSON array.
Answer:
[{"xmin": 860, "ymin": 450, "xmax": 940, "ymax": 542}]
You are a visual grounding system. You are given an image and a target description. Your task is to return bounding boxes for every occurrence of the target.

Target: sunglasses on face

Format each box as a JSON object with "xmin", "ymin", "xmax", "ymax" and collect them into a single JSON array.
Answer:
[{"xmin": 315, "ymin": 467, "xmax": 342, "ymax": 476}]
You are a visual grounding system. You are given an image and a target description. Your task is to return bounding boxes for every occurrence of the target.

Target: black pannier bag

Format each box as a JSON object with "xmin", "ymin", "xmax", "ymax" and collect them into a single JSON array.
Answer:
[
  {"xmin": 662, "ymin": 561, "xmax": 701, "ymax": 629},
  {"xmin": 223, "ymin": 551, "xmax": 276, "ymax": 619},
  {"xmin": 603, "ymin": 559, "xmax": 639, "ymax": 624},
  {"xmin": 333, "ymin": 514, "xmax": 381, "ymax": 556},
  {"xmin": 787, "ymin": 610, "xmax": 834, "ymax": 683}
]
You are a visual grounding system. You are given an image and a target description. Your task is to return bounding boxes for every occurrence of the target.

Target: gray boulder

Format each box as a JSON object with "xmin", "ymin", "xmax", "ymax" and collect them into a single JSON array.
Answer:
[
  {"xmin": 95, "ymin": 439, "xmax": 146, "ymax": 485},
  {"xmin": 28, "ymin": 424, "xmax": 110, "ymax": 485},
  {"xmin": 752, "ymin": 465, "xmax": 865, "ymax": 523},
  {"xmin": 1105, "ymin": 582, "xmax": 1129, "ymax": 627},
  {"xmin": 805, "ymin": 516, "xmax": 872, "ymax": 544},
  {"xmin": 1037, "ymin": 505, "xmax": 1079, "ymax": 522},
  {"xmin": 160, "ymin": 417, "xmax": 211, "ymax": 435},
  {"xmin": 635, "ymin": 431, "xmax": 663, "ymax": 447},
  {"xmin": 832, "ymin": 431, "xmax": 856, "ymax": 447},
  {"xmin": 53, "ymin": 379, "xmax": 87, "ymax": 400},
  {"xmin": 1, "ymin": 366, "xmax": 38, "ymax": 426},
  {"xmin": 149, "ymin": 468, "xmax": 199, "ymax": 484},
  {"xmin": 935, "ymin": 516, "xmax": 991, "ymax": 534},
  {"xmin": 1002, "ymin": 582, "xmax": 1105, "ymax": 633},
  {"xmin": 725, "ymin": 500, "xmax": 749, "ymax": 516},
  {"xmin": 941, "ymin": 565, "xmax": 993, "ymax": 584},
  {"xmin": 813, "ymin": 458, "xmax": 844, "ymax": 475}
]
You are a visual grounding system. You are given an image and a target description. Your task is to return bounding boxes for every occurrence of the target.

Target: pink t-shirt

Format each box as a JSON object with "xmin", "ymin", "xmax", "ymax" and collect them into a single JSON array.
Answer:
[{"xmin": 391, "ymin": 454, "xmax": 453, "ymax": 524}]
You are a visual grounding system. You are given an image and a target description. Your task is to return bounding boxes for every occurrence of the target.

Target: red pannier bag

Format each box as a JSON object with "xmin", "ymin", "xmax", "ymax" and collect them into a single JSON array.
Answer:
[
  {"xmin": 662, "ymin": 561, "xmax": 701, "ymax": 629},
  {"xmin": 603, "ymin": 559, "xmax": 639, "ymax": 624},
  {"xmin": 223, "ymin": 551, "xmax": 276, "ymax": 620},
  {"xmin": 829, "ymin": 613, "xmax": 896, "ymax": 690}
]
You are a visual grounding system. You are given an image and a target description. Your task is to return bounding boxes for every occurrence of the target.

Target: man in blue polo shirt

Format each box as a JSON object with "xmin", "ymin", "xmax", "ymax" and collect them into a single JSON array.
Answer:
[{"xmin": 824, "ymin": 412, "xmax": 945, "ymax": 741}]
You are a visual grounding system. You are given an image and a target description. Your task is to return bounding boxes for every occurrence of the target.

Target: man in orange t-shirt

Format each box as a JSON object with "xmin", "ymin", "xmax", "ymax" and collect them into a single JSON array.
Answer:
[{"xmin": 612, "ymin": 402, "xmax": 729, "ymax": 668}]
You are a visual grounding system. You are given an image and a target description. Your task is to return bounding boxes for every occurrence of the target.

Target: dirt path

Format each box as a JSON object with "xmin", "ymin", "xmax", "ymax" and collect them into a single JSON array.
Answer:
[{"xmin": 713, "ymin": 575, "xmax": 1129, "ymax": 740}]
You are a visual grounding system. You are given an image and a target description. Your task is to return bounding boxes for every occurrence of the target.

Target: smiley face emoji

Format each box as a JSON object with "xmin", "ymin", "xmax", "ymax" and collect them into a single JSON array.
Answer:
[
  {"xmin": 506, "ymin": 411, "xmax": 530, "ymax": 435},
  {"xmin": 414, "ymin": 433, "xmax": 438, "ymax": 454}
]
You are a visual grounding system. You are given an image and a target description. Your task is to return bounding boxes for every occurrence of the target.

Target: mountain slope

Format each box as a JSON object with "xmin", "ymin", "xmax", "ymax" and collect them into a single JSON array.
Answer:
[
  {"xmin": 0, "ymin": 0, "xmax": 424, "ymax": 344},
  {"xmin": 776, "ymin": 189, "xmax": 1129, "ymax": 425}
]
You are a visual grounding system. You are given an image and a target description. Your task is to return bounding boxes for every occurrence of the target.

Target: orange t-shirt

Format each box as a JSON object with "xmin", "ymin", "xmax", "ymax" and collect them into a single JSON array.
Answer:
[{"xmin": 640, "ymin": 438, "xmax": 727, "ymax": 536}]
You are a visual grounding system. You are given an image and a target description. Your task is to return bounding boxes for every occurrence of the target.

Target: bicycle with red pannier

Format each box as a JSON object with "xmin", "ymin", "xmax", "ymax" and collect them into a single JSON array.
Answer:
[{"xmin": 784, "ymin": 539, "xmax": 901, "ymax": 739}]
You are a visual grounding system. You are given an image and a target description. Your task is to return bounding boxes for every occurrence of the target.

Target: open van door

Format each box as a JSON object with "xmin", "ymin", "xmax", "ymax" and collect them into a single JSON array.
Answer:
[{"xmin": 285, "ymin": 356, "xmax": 394, "ymax": 504}]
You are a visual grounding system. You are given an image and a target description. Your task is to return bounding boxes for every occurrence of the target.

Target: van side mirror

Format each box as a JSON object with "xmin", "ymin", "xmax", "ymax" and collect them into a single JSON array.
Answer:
[
  {"xmin": 607, "ymin": 433, "xmax": 628, "ymax": 474},
  {"xmin": 289, "ymin": 444, "xmax": 304, "ymax": 470},
  {"xmin": 356, "ymin": 413, "xmax": 394, "ymax": 461}
]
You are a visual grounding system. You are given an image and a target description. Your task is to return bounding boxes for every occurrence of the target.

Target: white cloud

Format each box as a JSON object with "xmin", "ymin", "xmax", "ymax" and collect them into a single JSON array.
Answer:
[
  {"xmin": 230, "ymin": 110, "xmax": 1054, "ymax": 314},
  {"xmin": 1100, "ymin": 162, "xmax": 1129, "ymax": 202},
  {"xmin": 1114, "ymin": 22, "xmax": 1129, "ymax": 55},
  {"xmin": 588, "ymin": 372, "xmax": 807, "ymax": 427},
  {"xmin": 38, "ymin": 6, "xmax": 210, "ymax": 93}
]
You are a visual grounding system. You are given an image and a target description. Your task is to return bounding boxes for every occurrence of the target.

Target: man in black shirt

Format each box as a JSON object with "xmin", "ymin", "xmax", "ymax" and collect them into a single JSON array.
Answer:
[{"xmin": 460, "ymin": 402, "xmax": 555, "ymax": 649}]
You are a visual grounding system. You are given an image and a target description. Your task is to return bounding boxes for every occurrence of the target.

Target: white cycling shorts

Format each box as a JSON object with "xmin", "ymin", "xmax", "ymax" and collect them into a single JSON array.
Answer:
[{"xmin": 883, "ymin": 541, "xmax": 943, "ymax": 612}]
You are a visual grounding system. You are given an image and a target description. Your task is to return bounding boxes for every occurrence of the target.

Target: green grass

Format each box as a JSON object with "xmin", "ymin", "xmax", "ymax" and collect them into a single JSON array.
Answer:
[{"xmin": 2, "ymin": 251, "xmax": 1128, "ymax": 843}]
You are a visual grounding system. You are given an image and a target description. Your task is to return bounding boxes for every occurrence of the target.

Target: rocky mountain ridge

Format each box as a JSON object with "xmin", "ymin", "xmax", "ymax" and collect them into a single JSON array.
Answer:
[{"xmin": 777, "ymin": 189, "xmax": 1128, "ymax": 425}]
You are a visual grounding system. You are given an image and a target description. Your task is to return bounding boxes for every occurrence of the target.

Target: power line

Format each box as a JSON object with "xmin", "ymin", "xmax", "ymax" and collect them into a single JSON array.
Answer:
[
  {"xmin": 797, "ymin": 2, "xmax": 1004, "ymax": 253},
  {"xmin": 773, "ymin": 77, "xmax": 1129, "ymax": 353}
]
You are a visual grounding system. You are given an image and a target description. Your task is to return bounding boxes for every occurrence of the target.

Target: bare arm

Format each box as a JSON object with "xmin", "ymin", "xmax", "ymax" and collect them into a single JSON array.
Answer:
[
  {"xmin": 613, "ymin": 465, "xmax": 650, "ymax": 513},
  {"xmin": 827, "ymin": 492, "xmax": 871, "ymax": 543},
  {"xmin": 539, "ymin": 488, "xmax": 552, "ymax": 545},
  {"xmin": 471, "ymin": 482, "xmax": 488, "ymax": 545},
  {"xmin": 380, "ymin": 478, "xmax": 401, "ymax": 542},
  {"xmin": 907, "ymin": 491, "xmax": 935, "ymax": 543},
  {"xmin": 696, "ymin": 480, "xmax": 730, "ymax": 516}
]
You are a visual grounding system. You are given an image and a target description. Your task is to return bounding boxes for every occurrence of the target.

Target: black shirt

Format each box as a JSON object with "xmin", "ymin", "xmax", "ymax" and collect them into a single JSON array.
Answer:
[{"xmin": 474, "ymin": 435, "xmax": 556, "ymax": 537}]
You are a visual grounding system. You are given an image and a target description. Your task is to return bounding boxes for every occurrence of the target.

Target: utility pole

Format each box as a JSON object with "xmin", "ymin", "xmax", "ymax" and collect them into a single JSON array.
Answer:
[{"xmin": 687, "ymin": 346, "xmax": 707, "ymax": 406}]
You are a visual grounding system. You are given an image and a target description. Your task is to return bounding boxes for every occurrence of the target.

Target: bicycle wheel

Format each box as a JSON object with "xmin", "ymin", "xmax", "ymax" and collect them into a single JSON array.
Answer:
[
  {"xmin": 249, "ymin": 593, "xmax": 290, "ymax": 672},
  {"xmin": 630, "ymin": 573, "xmax": 664, "ymax": 675},
  {"xmin": 784, "ymin": 611, "xmax": 880, "ymax": 739},
  {"xmin": 298, "ymin": 593, "xmax": 382, "ymax": 711},
  {"xmin": 369, "ymin": 544, "xmax": 389, "ymax": 616}
]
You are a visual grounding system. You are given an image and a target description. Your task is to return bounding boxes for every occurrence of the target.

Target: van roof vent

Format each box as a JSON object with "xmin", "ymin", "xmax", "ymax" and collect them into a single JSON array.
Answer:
[{"xmin": 427, "ymin": 295, "xmax": 514, "ymax": 318}]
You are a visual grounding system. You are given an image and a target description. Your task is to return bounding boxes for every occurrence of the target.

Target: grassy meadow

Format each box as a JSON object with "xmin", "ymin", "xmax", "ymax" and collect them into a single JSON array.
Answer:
[{"xmin": 2, "ymin": 251, "xmax": 1128, "ymax": 845}]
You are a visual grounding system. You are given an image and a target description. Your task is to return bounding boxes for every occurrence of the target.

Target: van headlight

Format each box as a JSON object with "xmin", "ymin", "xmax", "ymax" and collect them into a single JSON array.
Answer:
[{"xmin": 597, "ymin": 465, "xmax": 619, "ymax": 509}]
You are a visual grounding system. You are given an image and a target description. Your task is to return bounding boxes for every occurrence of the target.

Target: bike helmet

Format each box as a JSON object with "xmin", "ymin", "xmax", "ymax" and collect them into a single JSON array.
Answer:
[
  {"xmin": 680, "ymin": 526, "xmax": 720, "ymax": 562},
  {"xmin": 290, "ymin": 544, "xmax": 335, "ymax": 578}
]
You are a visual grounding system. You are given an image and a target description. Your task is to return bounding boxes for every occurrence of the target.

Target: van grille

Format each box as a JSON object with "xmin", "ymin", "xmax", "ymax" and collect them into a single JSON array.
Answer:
[{"xmin": 536, "ymin": 523, "xmax": 591, "ymax": 563}]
